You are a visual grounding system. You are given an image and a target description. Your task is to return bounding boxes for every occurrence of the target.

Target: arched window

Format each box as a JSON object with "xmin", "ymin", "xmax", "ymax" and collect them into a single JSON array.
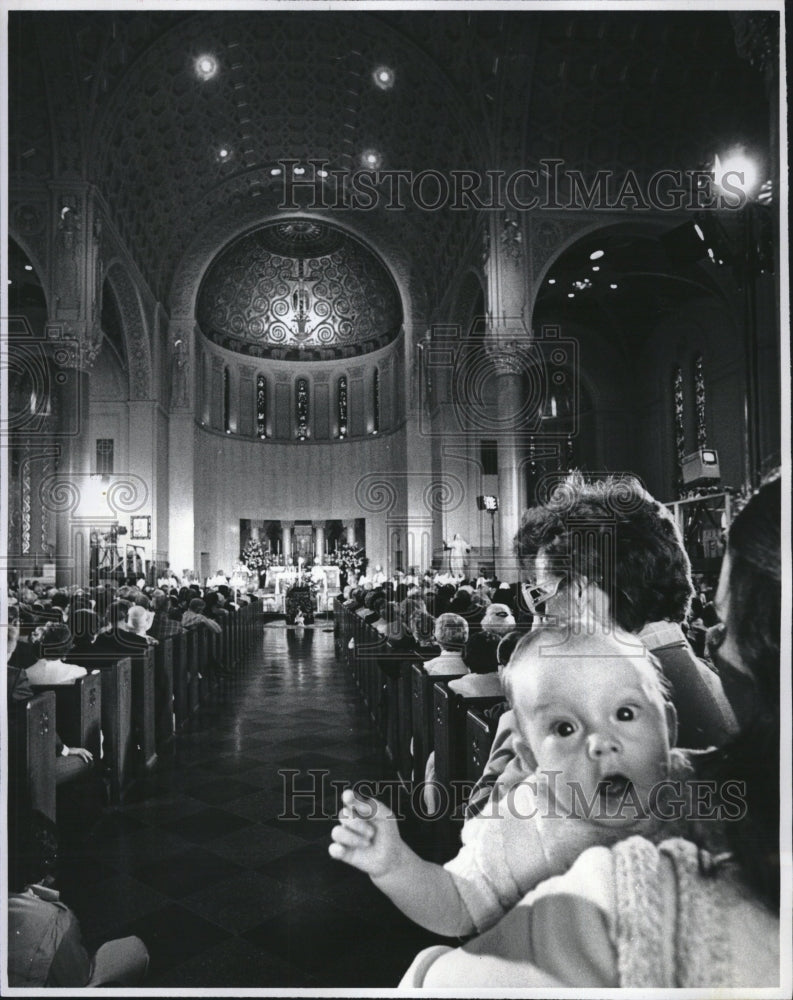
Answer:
[
  {"xmin": 372, "ymin": 368, "xmax": 380, "ymax": 434},
  {"xmin": 337, "ymin": 376, "xmax": 348, "ymax": 437},
  {"xmin": 256, "ymin": 374, "xmax": 267, "ymax": 438},
  {"xmin": 297, "ymin": 378, "xmax": 309, "ymax": 440},
  {"xmin": 223, "ymin": 367, "xmax": 231, "ymax": 432}
]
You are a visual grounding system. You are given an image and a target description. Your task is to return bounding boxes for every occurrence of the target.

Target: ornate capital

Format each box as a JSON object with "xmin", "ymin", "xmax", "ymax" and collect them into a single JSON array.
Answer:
[{"xmin": 44, "ymin": 319, "xmax": 101, "ymax": 372}]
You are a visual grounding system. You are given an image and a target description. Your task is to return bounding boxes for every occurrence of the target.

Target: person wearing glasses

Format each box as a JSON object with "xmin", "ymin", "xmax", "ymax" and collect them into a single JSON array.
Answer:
[{"xmin": 465, "ymin": 473, "xmax": 737, "ymax": 820}]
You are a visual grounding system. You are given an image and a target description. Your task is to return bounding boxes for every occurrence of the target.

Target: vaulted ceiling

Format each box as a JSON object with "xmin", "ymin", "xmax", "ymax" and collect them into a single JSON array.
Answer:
[{"xmin": 9, "ymin": 9, "xmax": 772, "ymax": 316}]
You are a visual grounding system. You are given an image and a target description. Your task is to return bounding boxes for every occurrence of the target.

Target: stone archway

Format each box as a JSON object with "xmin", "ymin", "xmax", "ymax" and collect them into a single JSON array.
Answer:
[{"xmin": 104, "ymin": 261, "xmax": 153, "ymax": 400}]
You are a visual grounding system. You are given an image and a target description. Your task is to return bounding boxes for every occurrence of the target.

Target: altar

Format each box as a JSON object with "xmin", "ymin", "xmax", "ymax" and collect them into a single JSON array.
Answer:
[{"xmin": 263, "ymin": 565, "xmax": 341, "ymax": 612}]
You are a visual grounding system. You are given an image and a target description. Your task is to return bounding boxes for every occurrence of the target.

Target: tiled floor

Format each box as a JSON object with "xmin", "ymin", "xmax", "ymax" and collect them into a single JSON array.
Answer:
[{"xmin": 56, "ymin": 624, "xmax": 454, "ymax": 988}]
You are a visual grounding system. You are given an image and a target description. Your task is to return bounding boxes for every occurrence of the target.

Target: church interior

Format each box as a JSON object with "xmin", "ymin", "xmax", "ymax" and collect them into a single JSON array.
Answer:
[{"xmin": 3, "ymin": 5, "xmax": 785, "ymax": 991}]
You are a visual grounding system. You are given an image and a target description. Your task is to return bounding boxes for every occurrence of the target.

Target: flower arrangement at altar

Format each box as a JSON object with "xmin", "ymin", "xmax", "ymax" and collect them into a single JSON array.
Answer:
[
  {"xmin": 328, "ymin": 543, "xmax": 366, "ymax": 579},
  {"xmin": 241, "ymin": 538, "xmax": 265, "ymax": 572}
]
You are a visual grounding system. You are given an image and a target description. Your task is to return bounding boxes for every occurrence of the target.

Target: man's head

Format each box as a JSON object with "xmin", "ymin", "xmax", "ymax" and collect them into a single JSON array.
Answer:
[
  {"xmin": 36, "ymin": 622, "xmax": 73, "ymax": 659},
  {"xmin": 503, "ymin": 627, "xmax": 675, "ymax": 825},
  {"xmin": 151, "ymin": 591, "xmax": 169, "ymax": 614},
  {"xmin": 516, "ymin": 473, "xmax": 693, "ymax": 633}
]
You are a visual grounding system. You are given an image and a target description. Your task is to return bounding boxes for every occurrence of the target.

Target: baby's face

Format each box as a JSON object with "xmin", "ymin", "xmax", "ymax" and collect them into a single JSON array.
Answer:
[{"xmin": 513, "ymin": 637, "xmax": 670, "ymax": 825}]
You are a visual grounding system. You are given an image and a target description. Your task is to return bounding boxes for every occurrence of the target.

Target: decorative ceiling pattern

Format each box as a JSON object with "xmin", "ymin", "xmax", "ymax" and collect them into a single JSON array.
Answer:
[
  {"xmin": 197, "ymin": 222, "xmax": 402, "ymax": 360},
  {"xmin": 8, "ymin": 10, "xmax": 773, "ymax": 316}
]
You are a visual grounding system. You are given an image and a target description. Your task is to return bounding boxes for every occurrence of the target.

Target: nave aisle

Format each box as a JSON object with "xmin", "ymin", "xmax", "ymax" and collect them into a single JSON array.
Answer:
[{"xmin": 57, "ymin": 627, "xmax": 448, "ymax": 988}]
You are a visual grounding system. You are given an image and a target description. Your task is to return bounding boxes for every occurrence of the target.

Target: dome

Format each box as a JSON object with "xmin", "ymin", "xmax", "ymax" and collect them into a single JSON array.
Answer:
[{"xmin": 197, "ymin": 220, "xmax": 402, "ymax": 360}]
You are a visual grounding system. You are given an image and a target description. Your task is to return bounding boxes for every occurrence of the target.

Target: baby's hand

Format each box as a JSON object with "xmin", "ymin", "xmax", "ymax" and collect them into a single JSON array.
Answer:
[{"xmin": 329, "ymin": 789, "xmax": 404, "ymax": 878}]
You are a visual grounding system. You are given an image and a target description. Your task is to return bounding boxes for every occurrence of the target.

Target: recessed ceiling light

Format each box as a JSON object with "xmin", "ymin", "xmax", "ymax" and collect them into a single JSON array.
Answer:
[
  {"xmin": 293, "ymin": 165, "xmax": 306, "ymax": 175},
  {"xmin": 218, "ymin": 148, "xmax": 229, "ymax": 159},
  {"xmin": 609, "ymin": 283, "xmax": 618, "ymax": 290},
  {"xmin": 589, "ymin": 249, "xmax": 605, "ymax": 260},
  {"xmin": 195, "ymin": 55, "xmax": 218, "ymax": 80},
  {"xmin": 24, "ymin": 264, "xmax": 33, "ymax": 272},
  {"xmin": 548, "ymin": 278, "xmax": 556, "ymax": 285},
  {"xmin": 567, "ymin": 292, "xmax": 574, "ymax": 298},
  {"xmin": 270, "ymin": 167, "xmax": 282, "ymax": 176},
  {"xmin": 361, "ymin": 149, "xmax": 381, "ymax": 169},
  {"xmin": 373, "ymin": 66, "xmax": 395, "ymax": 90},
  {"xmin": 317, "ymin": 168, "xmax": 329, "ymax": 178},
  {"xmin": 592, "ymin": 265, "xmax": 600, "ymax": 272}
]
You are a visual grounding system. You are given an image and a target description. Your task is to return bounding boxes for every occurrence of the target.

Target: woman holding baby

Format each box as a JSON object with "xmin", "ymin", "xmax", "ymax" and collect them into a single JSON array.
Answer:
[{"xmin": 331, "ymin": 473, "xmax": 783, "ymax": 988}]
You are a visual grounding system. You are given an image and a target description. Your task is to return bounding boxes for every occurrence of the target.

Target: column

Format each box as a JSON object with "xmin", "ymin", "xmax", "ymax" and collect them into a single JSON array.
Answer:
[
  {"xmin": 282, "ymin": 521, "xmax": 294, "ymax": 561},
  {"xmin": 483, "ymin": 208, "xmax": 531, "ymax": 581},
  {"xmin": 494, "ymin": 366, "xmax": 525, "ymax": 580},
  {"xmin": 313, "ymin": 521, "xmax": 325, "ymax": 563},
  {"xmin": 168, "ymin": 318, "xmax": 196, "ymax": 576}
]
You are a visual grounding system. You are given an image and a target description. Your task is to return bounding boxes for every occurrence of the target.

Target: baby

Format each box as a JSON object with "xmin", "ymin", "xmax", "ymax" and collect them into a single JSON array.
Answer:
[{"xmin": 330, "ymin": 626, "xmax": 688, "ymax": 937}]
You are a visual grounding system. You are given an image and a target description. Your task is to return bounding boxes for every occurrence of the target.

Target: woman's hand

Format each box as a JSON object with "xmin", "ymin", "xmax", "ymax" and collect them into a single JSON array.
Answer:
[{"xmin": 65, "ymin": 746, "xmax": 94, "ymax": 763}]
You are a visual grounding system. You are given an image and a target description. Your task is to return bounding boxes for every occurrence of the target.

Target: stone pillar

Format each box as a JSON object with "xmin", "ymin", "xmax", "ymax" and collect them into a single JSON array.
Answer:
[
  {"xmin": 168, "ymin": 318, "xmax": 196, "ymax": 575},
  {"xmin": 44, "ymin": 184, "xmax": 104, "ymax": 587},
  {"xmin": 313, "ymin": 521, "xmax": 325, "ymax": 563},
  {"xmin": 282, "ymin": 521, "xmax": 294, "ymax": 560},
  {"xmin": 483, "ymin": 208, "xmax": 532, "ymax": 581}
]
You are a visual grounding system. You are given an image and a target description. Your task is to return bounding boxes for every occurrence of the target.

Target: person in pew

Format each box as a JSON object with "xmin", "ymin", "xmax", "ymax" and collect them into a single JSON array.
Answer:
[
  {"xmin": 90, "ymin": 602, "xmax": 151, "ymax": 660},
  {"xmin": 331, "ymin": 625, "xmax": 691, "ymax": 938},
  {"xmin": 181, "ymin": 597, "xmax": 222, "ymax": 634},
  {"xmin": 399, "ymin": 472, "xmax": 782, "ymax": 989},
  {"xmin": 462, "ymin": 603, "xmax": 516, "ymax": 680},
  {"xmin": 147, "ymin": 590, "xmax": 185, "ymax": 641},
  {"xmin": 464, "ymin": 473, "xmax": 738, "ymax": 821},
  {"xmin": 125, "ymin": 604, "xmax": 157, "ymax": 641},
  {"xmin": 410, "ymin": 611, "xmax": 441, "ymax": 659},
  {"xmin": 203, "ymin": 590, "xmax": 229, "ymax": 624},
  {"xmin": 25, "ymin": 623, "xmax": 88, "ymax": 686},
  {"xmin": 70, "ymin": 609, "xmax": 102, "ymax": 656},
  {"xmin": 6, "ymin": 624, "xmax": 95, "ymax": 783},
  {"xmin": 422, "ymin": 613, "xmax": 470, "ymax": 676},
  {"xmin": 8, "ymin": 882, "xmax": 149, "ymax": 987}
]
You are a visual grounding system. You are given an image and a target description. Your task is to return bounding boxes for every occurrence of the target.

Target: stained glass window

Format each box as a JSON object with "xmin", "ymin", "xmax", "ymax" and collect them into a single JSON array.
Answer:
[
  {"xmin": 338, "ymin": 376, "xmax": 347, "ymax": 436},
  {"xmin": 694, "ymin": 354, "xmax": 707, "ymax": 448},
  {"xmin": 297, "ymin": 378, "xmax": 309, "ymax": 439},
  {"xmin": 256, "ymin": 374, "xmax": 266, "ymax": 438},
  {"xmin": 673, "ymin": 366, "xmax": 685, "ymax": 494}
]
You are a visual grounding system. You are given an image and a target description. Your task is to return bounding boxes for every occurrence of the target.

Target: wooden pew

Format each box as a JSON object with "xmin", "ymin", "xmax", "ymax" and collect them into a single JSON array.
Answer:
[
  {"xmin": 433, "ymin": 684, "xmax": 503, "ymax": 825},
  {"xmin": 101, "ymin": 658, "xmax": 134, "ymax": 803},
  {"xmin": 185, "ymin": 629, "xmax": 201, "ymax": 714},
  {"xmin": 130, "ymin": 646, "xmax": 157, "ymax": 772},
  {"xmin": 410, "ymin": 665, "xmax": 466, "ymax": 784},
  {"xmin": 465, "ymin": 706, "xmax": 499, "ymax": 786},
  {"xmin": 171, "ymin": 631, "xmax": 189, "ymax": 728},
  {"xmin": 9, "ymin": 691, "xmax": 57, "ymax": 826},
  {"xmin": 30, "ymin": 672, "xmax": 102, "ymax": 762},
  {"xmin": 397, "ymin": 662, "xmax": 414, "ymax": 782},
  {"xmin": 153, "ymin": 637, "xmax": 175, "ymax": 748}
]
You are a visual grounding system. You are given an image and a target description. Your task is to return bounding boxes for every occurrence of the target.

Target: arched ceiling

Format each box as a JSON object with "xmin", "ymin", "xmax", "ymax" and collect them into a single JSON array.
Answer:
[
  {"xmin": 8, "ymin": 9, "xmax": 773, "ymax": 314},
  {"xmin": 197, "ymin": 220, "xmax": 403, "ymax": 361}
]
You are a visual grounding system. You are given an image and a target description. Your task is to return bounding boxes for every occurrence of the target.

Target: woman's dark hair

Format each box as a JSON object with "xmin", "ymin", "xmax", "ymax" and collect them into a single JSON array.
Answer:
[
  {"xmin": 515, "ymin": 472, "xmax": 693, "ymax": 631},
  {"xmin": 699, "ymin": 472, "xmax": 781, "ymax": 910}
]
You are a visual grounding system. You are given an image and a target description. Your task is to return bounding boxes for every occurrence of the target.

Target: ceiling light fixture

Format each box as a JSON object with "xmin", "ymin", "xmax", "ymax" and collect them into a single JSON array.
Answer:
[
  {"xmin": 548, "ymin": 278, "xmax": 556, "ymax": 285},
  {"xmin": 24, "ymin": 264, "xmax": 33, "ymax": 272},
  {"xmin": 293, "ymin": 165, "xmax": 306, "ymax": 175},
  {"xmin": 589, "ymin": 249, "xmax": 605, "ymax": 260},
  {"xmin": 609, "ymin": 283, "xmax": 618, "ymax": 290},
  {"xmin": 373, "ymin": 66, "xmax": 395, "ymax": 90},
  {"xmin": 195, "ymin": 55, "xmax": 218, "ymax": 80},
  {"xmin": 591, "ymin": 265, "xmax": 600, "ymax": 272},
  {"xmin": 361, "ymin": 149, "xmax": 381, "ymax": 169},
  {"xmin": 270, "ymin": 167, "xmax": 282, "ymax": 176}
]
